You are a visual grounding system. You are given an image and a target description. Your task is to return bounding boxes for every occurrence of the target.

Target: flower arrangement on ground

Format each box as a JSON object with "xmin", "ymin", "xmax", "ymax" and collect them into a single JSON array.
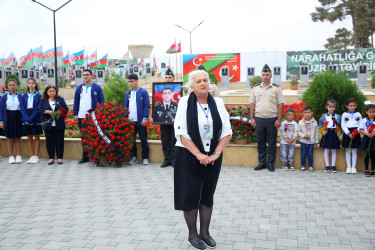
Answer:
[
  {"xmin": 226, "ymin": 106, "xmax": 256, "ymax": 142},
  {"xmin": 80, "ymin": 101, "xmax": 135, "ymax": 166}
]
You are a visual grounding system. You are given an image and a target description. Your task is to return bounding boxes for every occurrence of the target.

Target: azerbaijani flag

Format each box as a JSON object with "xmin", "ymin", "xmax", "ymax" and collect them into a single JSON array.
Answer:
[
  {"xmin": 153, "ymin": 54, "xmax": 158, "ymax": 70},
  {"xmin": 0, "ymin": 58, "xmax": 4, "ymax": 68},
  {"xmin": 43, "ymin": 46, "xmax": 62, "ymax": 62},
  {"xmin": 23, "ymin": 49, "xmax": 33, "ymax": 69},
  {"xmin": 166, "ymin": 41, "xmax": 181, "ymax": 54},
  {"xmin": 3, "ymin": 52, "xmax": 14, "ymax": 67},
  {"xmin": 32, "ymin": 46, "xmax": 42, "ymax": 66},
  {"xmin": 19, "ymin": 56, "xmax": 26, "ymax": 69},
  {"xmin": 63, "ymin": 53, "xmax": 70, "ymax": 68},
  {"xmin": 73, "ymin": 50, "xmax": 85, "ymax": 65},
  {"xmin": 121, "ymin": 51, "xmax": 129, "ymax": 61},
  {"xmin": 90, "ymin": 54, "xmax": 108, "ymax": 69},
  {"xmin": 89, "ymin": 50, "xmax": 97, "ymax": 62}
]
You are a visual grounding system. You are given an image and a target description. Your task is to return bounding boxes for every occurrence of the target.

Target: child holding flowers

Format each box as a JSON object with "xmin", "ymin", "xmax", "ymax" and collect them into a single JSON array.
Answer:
[
  {"xmin": 319, "ymin": 99, "xmax": 342, "ymax": 173},
  {"xmin": 358, "ymin": 104, "xmax": 375, "ymax": 177},
  {"xmin": 279, "ymin": 108, "xmax": 298, "ymax": 171},
  {"xmin": 341, "ymin": 98, "xmax": 362, "ymax": 174}
]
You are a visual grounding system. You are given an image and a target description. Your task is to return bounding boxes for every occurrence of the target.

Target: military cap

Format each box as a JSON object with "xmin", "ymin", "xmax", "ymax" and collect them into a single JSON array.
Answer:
[
  {"xmin": 262, "ymin": 64, "xmax": 271, "ymax": 73},
  {"xmin": 165, "ymin": 68, "xmax": 174, "ymax": 77},
  {"xmin": 197, "ymin": 64, "xmax": 207, "ymax": 72}
]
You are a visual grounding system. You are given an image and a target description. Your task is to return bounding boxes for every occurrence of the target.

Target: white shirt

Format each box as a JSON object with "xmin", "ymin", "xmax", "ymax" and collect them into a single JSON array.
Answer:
[
  {"xmin": 341, "ymin": 111, "xmax": 362, "ymax": 135},
  {"xmin": 128, "ymin": 90, "xmax": 138, "ymax": 122},
  {"xmin": 78, "ymin": 85, "xmax": 92, "ymax": 118},
  {"xmin": 6, "ymin": 93, "xmax": 20, "ymax": 111},
  {"xmin": 280, "ymin": 120, "xmax": 298, "ymax": 145},
  {"xmin": 49, "ymin": 101, "xmax": 56, "ymax": 127},
  {"xmin": 174, "ymin": 96, "xmax": 232, "ymax": 153},
  {"xmin": 323, "ymin": 113, "xmax": 339, "ymax": 128},
  {"xmin": 163, "ymin": 101, "xmax": 171, "ymax": 109},
  {"xmin": 27, "ymin": 92, "xmax": 36, "ymax": 109}
]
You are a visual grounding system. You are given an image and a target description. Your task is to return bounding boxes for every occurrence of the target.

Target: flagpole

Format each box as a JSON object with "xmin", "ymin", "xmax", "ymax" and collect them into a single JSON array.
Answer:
[
  {"xmin": 175, "ymin": 39, "xmax": 178, "ymax": 81},
  {"xmin": 180, "ymin": 40, "xmax": 183, "ymax": 83}
]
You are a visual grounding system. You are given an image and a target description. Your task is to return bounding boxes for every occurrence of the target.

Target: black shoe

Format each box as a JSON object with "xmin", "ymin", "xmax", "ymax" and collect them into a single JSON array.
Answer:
[
  {"xmin": 78, "ymin": 158, "xmax": 89, "ymax": 164},
  {"xmin": 160, "ymin": 161, "xmax": 169, "ymax": 168},
  {"xmin": 188, "ymin": 238, "xmax": 206, "ymax": 249},
  {"xmin": 254, "ymin": 164, "xmax": 267, "ymax": 171},
  {"xmin": 331, "ymin": 166, "xmax": 338, "ymax": 173},
  {"xmin": 58, "ymin": 161, "xmax": 63, "ymax": 165},
  {"xmin": 268, "ymin": 165, "xmax": 275, "ymax": 172},
  {"xmin": 199, "ymin": 234, "xmax": 216, "ymax": 248},
  {"xmin": 47, "ymin": 160, "xmax": 54, "ymax": 165},
  {"xmin": 325, "ymin": 166, "xmax": 331, "ymax": 173}
]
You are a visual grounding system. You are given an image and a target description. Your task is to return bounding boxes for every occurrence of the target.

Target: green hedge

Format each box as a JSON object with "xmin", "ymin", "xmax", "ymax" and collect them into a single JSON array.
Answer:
[{"xmin": 302, "ymin": 71, "xmax": 366, "ymax": 119}]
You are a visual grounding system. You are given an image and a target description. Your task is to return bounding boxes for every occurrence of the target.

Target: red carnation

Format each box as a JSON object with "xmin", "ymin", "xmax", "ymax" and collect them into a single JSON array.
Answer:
[{"xmin": 323, "ymin": 121, "xmax": 329, "ymax": 126}]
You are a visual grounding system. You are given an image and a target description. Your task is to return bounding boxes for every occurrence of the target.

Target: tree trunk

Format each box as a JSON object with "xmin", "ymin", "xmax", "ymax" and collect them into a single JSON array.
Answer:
[{"xmin": 351, "ymin": 9, "xmax": 359, "ymax": 48}]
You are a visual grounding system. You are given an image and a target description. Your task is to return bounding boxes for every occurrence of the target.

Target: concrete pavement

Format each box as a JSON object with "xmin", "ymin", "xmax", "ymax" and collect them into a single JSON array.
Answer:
[{"xmin": 0, "ymin": 160, "xmax": 374, "ymax": 249}]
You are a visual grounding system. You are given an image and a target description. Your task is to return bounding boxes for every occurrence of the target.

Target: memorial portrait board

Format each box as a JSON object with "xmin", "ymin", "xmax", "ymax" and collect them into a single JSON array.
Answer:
[{"xmin": 152, "ymin": 82, "xmax": 183, "ymax": 125}]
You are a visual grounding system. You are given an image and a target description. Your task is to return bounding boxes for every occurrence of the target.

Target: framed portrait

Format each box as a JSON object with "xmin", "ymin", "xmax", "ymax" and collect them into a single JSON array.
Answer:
[
  {"xmin": 5, "ymin": 71, "xmax": 11, "ymax": 77},
  {"xmin": 22, "ymin": 70, "xmax": 28, "ymax": 78},
  {"xmin": 129, "ymin": 68, "xmax": 133, "ymax": 73},
  {"xmin": 75, "ymin": 70, "xmax": 82, "ymax": 78},
  {"xmin": 30, "ymin": 71, "xmax": 34, "ymax": 78},
  {"xmin": 134, "ymin": 67, "xmax": 138, "ymax": 73},
  {"xmin": 152, "ymin": 82, "xmax": 183, "ymax": 125},
  {"xmin": 48, "ymin": 69, "xmax": 54, "ymax": 78},
  {"xmin": 0, "ymin": 70, "xmax": 3, "ymax": 79},
  {"xmin": 359, "ymin": 65, "xmax": 367, "ymax": 74},
  {"xmin": 98, "ymin": 70, "xmax": 103, "ymax": 78}
]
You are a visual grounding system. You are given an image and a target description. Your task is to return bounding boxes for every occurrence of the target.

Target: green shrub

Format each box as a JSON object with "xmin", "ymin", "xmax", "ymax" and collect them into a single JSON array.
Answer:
[
  {"xmin": 249, "ymin": 75, "xmax": 262, "ymax": 87},
  {"xmin": 302, "ymin": 71, "xmax": 366, "ymax": 119},
  {"xmin": 4, "ymin": 74, "xmax": 21, "ymax": 88},
  {"xmin": 209, "ymin": 72, "xmax": 218, "ymax": 84},
  {"xmin": 103, "ymin": 72, "xmax": 130, "ymax": 104},
  {"xmin": 371, "ymin": 73, "xmax": 375, "ymax": 89}
]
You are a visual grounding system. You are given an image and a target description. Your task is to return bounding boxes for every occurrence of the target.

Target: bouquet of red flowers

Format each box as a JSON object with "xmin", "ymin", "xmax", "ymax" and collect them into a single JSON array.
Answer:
[
  {"xmin": 80, "ymin": 101, "xmax": 135, "ymax": 166},
  {"xmin": 366, "ymin": 124, "xmax": 375, "ymax": 156},
  {"xmin": 41, "ymin": 107, "xmax": 66, "ymax": 126},
  {"xmin": 321, "ymin": 120, "xmax": 329, "ymax": 146},
  {"xmin": 348, "ymin": 129, "xmax": 358, "ymax": 148}
]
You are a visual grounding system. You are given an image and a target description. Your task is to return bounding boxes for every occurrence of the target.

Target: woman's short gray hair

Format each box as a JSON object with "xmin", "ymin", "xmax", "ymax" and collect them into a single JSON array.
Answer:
[{"xmin": 188, "ymin": 70, "xmax": 209, "ymax": 87}]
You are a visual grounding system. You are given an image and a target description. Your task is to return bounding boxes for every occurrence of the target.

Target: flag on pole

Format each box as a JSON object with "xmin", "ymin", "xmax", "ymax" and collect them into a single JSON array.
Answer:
[
  {"xmin": 19, "ymin": 56, "xmax": 26, "ymax": 69},
  {"xmin": 89, "ymin": 50, "xmax": 97, "ymax": 62},
  {"xmin": 73, "ymin": 50, "xmax": 85, "ymax": 65},
  {"xmin": 166, "ymin": 41, "xmax": 181, "ymax": 54},
  {"xmin": 43, "ymin": 46, "xmax": 62, "ymax": 62},
  {"xmin": 121, "ymin": 51, "xmax": 129, "ymax": 60},
  {"xmin": 32, "ymin": 46, "xmax": 42, "ymax": 66},
  {"xmin": 90, "ymin": 54, "xmax": 108, "ymax": 69},
  {"xmin": 3, "ymin": 52, "xmax": 14, "ymax": 67},
  {"xmin": 69, "ymin": 54, "xmax": 75, "ymax": 65},
  {"xmin": 63, "ymin": 53, "xmax": 70, "ymax": 68},
  {"xmin": 23, "ymin": 49, "xmax": 33, "ymax": 69}
]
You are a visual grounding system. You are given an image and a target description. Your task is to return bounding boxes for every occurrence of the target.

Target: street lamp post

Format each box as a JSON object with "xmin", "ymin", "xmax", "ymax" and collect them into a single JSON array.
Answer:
[
  {"xmin": 31, "ymin": 0, "xmax": 72, "ymax": 91},
  {"xmin": 175, "ymin": 21, "xmax": 204, "ymax": 54}
]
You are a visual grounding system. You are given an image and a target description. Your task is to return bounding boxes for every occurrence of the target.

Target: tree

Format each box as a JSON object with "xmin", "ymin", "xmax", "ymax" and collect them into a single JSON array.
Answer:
[
  {"xmin": 311, "ymin": 0, "xmax": 370, "ymax": 48},
  {"xmin": 324, "ymin": 28, "xmax": 353, "ymax": 49}
]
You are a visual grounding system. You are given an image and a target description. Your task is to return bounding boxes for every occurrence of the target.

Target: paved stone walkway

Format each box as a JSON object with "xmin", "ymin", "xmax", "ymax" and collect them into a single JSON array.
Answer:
[{"xmin": 0, "ymin": 160, "xmax": 374, "ymax": 249}]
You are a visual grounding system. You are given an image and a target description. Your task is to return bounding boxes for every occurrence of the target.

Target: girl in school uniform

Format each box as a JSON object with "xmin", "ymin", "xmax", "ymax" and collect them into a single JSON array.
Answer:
[
  {"xmin": 319, "ymin": 98, "xmax": 342, "ymax": 173},
  {"xmin": 0, "ymin": 78, "xmax": 24, "ymax": 164},
  {"xmin": 37, "ymin": 85, "xmax": 69, "ymax": 165},
  {"xmin": 20, "ymin": 78, "xmax": 43, "ymax": 164},
  {"xmin": 341, "ymin": 98, "xmax": 362, "ymax": 174},
  {"xmin": 358, "ymin": 104, "xmax": 375, "ymax": 177}
]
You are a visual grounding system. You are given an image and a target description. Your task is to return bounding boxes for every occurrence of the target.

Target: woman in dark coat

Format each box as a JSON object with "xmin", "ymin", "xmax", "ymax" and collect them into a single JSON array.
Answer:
[
  {"xmin": 174, "ymin": 70, "xmax": 232, "ymax": 249},
  {"xmin": 37, "ymin": 85, "xmax": 69, "ymax": 165}
]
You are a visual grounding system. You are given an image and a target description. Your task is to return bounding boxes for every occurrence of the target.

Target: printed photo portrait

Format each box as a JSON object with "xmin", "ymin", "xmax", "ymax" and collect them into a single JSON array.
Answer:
[{"xmin": 152, "ymin": 82, "xmax": 183, "ymax": 125}]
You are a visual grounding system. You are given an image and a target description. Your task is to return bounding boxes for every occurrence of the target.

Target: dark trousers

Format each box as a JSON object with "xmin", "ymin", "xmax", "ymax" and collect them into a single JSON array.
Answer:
[
  {"xmin": 132, "ymin": 123, "xmax": 149, "ymax": 159},
  {"xmin": 255, "ymin": 117, "xmax": 277, "ymax": 166},
  {"xmin": 364, "ymin": 151, "xmax": 375, "ymax": 171},
  {"xmin": 160, "ymin": 125, "xmax": 176, "ymax": 162},
  {"xmin": 44, "ymin": 127, "xmax": 65, "ymax": 159},
  {"xmin": 300, "ymin": 142, "xmax": 314, "ymax": 167},
  {"xmin": 78, "ymin": 118, "xmax": 88, "ymax": 160}
]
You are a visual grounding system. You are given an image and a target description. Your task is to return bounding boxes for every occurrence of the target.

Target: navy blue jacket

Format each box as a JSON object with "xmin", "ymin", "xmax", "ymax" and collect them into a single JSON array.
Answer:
[
  {"xmin": 73, "ymin": 83, "xmax": 105, "ymax": 116},
  {"xmin": 20, "ymin": 92, "xmax": 42, "ymax": 124},
  {"xmin": 0, "ymin": 92, "xmax": 23, "ymax": 129},
  {"xmin": 124, "ymin": 87, "xmax": 150, "ymax": 123},
  {"xmin": 37, "ymin": 97, "xmax": 69, "ymax": 131}
]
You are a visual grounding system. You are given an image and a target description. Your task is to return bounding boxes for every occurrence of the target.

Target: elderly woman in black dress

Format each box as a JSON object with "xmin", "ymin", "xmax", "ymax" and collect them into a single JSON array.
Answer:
[{"xmin": 174, "ymin": 70, "xmax": 232, "ymax": 249}]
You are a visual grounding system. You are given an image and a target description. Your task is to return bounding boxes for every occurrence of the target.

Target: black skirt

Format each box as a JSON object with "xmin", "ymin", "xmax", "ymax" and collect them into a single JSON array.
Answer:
[
  {"xmin": 3, "ymin": 110, "xmax": 22, "ymax": 138},
  {"xmin": 22, "ymin": 108, "xmax": 43, "ymax": 136},
  {"xmin": 358, "ymin": 136, "xmax": 375, "ymax": 151},
  {"xmin": 342, "ymin": 127, "xmax": 361, "ymax": 148},
  {"xmin": 320, "ymin": 128, "xmax": 340, "ymax": 149},
  {"xmin": 174, "ymin": 146, "xmax": 222, "ymax": 212}
]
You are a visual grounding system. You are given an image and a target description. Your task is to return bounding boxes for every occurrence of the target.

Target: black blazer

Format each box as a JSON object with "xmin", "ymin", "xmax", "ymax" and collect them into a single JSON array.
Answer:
[{"xmin": 37, "ymin": 97, "xmax": 69, "ymax": 131}]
